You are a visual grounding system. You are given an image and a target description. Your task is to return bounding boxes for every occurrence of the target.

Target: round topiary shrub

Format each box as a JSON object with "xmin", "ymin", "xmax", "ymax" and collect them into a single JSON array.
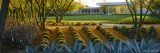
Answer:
[
  {"xmin": 57, "ymin": 31, "xmax": 64, "ymax": 35},
  {"xmin": 90, "ymin": 36, "xmax": 98, "ymax": 42},
  {"xmin": 75, "ymin": 38, "xmax": 84, "ymax": 43},
  {"xmin": 113, "ymin": 26, "xmax": 119, "ymax": 31},
  {"xmin": 108, "ymin": 36, "xmax": 116, "ymax": 41},
  {"xmin": 96, "ymin": 25, "xmax": 102, "ymax": 31},
  {"xmin": 73, "ymin": 33, "xmax": 79, "ymax": 36},
  {"xmin": 43, "ymin": 35, "xmax": 49, "ymax": 39},
  {"xmin": 71, "ymin": 31, "xmax": 78, "ymax": 35},
  {"xmin": 105, "ymin": 32, "xmax": 113, "ymax": 37},
  {"xmin": 57, "ymin": 40, "xmax": 66, "ymax": 44},
  {"xmin": 74, "ymin": 35, "xmax": 80, "ymax": 39},
  {"xmin": 86, "ymin": 30, "xmax": 91, "ymax": 33},
  {"xmin": 57, "ymin": 37, "xmax": 64, "ymax": 40},
  {"xmin": 100, "ymin": 29, "xmax": 106, "ymax": 34},
  {"xmin": 58, "ymin": 35, "xmax": 64, "ymax": 38},
  {"xmin": 88, "ymin": 34, "xmax": 95, "ymax": 37},
  {"xmin": 82, "ymin": 26, "xmax": 89, "ymax": 31},
  {"xmin": 93, "ymin": 39, "xmax": 102, "ymax": 45},
  {"xmin": 102, "ymin": 32, "xmax": 109, "ymax": 35},
  {"xmin": 57, "ymin": 44, "xmax": 65, "ymax": 48},
  {"xmin": 120, "ymin": 26, "xmax": 129, "ymax": 34},
  {"xmin": 87, "ymin": 32, "xmax": 93, "ymax": 36}
]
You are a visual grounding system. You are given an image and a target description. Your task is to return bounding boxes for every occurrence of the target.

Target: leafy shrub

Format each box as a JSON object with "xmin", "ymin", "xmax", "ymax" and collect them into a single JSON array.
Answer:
[
  {"xmin": 96, "ymin": 25, "xmax": 102, "ymax": 31},
  {"xmin": 2, "ymin": 20, "xmax": 38, "ymax": 49}
]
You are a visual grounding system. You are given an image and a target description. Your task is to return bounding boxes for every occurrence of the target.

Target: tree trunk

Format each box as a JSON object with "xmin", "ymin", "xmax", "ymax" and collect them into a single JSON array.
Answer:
[
  {"xmin": 139, "ymin": 0, "xmax": 143, "ymax": 28},
  {"xmin": 59, "ymin": 15, "xmax": 64, "ymax": 23},
  {"xmin": 55, "ymin": 15, "xmax": 59, "ymax": 23},
  {"xmin": 0, "ymin": 0, "xmax": 10, "ymax": 37}
]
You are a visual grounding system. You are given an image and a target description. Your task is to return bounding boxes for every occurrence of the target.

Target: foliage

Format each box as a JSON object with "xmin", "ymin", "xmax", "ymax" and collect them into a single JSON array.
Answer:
[
  {"xmin": 145, "ymin": 0, "xmax": 160, "ymax": 17},
  {"xmin": 51, "ymin": 27, "xmax": 70, "ymax": 53},
  {"xmin": 52, "ymin": 0, "xmax": 74, "ymax": 23},
  {"xmin": 126, "ymin": 0, "xmax": 154, "ymax": 28},
  {"xmin": 1, "ymin": 20, "xmax": 38, "ymax": 49},
  {"xmin": 82, "ymin": 26, "xmax": 104, "ymax": 53},
  {"xmin": 69, "ymin": 26, "xmax": 87, "ymax": 53},
  {"xmin": 68, "ymin": 1, "xmax": 85, "ymax": 12},
  {"xmin": 127, "ymin": 39, "xmax": 160, "ymax": 53},
  {"xmin": 113, "ymin": 26, "xmax": 159, "ymax": 40}
]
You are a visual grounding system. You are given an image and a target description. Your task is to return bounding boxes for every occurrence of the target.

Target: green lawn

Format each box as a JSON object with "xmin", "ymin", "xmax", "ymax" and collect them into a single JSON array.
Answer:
[{"xmin": 48, "ymin": 14, "xmax": 160, "ymax": 24}]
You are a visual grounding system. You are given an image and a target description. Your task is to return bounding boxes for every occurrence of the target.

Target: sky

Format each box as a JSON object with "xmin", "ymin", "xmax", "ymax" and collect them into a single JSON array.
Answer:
[{"xmin": 77, "ymin": 0, "xmax": 126, "ymax": 7}]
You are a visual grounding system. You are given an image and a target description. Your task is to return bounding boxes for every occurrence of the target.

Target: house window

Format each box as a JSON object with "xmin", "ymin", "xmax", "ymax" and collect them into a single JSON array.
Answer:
[
  {"xmin": 82, "ymin": 9, "xmax": 90, "ymax": 13},
  {"xmin": 92, "ymin": 9, "xmax": 99, "ymax": 13}
]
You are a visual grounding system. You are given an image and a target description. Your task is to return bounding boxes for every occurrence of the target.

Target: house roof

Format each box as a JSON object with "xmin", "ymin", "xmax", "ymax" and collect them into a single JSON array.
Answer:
[{"xmin": 97, "ymin": 2, "xmax": 129, "ymax": 6}]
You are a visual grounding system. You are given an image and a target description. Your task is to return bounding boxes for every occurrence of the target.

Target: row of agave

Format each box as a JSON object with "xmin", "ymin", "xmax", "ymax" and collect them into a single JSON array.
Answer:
[
  {"xmin": 51, "ymin": 27, "xmax": 70, "ymax": 53},
  {"xmin": 69, "ymin": 26, "xmax": 87, "ymax": 53},
  {"xmin": 103, "ymin": 38, "xmax": 160, "ymax": 53},
  {"xmin": 96, "ymin": 26, "xmax": 121, "ymax": 41},
  {"xmin": 39, "ymin": 30, "xmax": 50, "ymax": 53},
  {"xmin": 25, "ymin": 30, "xmax": 51, "ymax": 53},
  {"xmin": 25, "ymin": 26, "xmax": 160, "ymax": 53},
  {"xmin": 82, "ymin": 26, "xmax": 104, "ymax": 53},
  {"xmin": 96, "ymin": 26, "xmax": 160, "ymax": 53},
  {"xmin": 113, "ymin": 26, "xmax": 158, "ymax": 40}
]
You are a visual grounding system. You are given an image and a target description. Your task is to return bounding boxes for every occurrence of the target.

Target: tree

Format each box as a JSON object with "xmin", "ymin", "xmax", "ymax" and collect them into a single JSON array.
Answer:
[
  {"xmin": 0, "ymin": 0, "xmax": 10, "ymax": 37},
  {"xmin": 101, "ymin": 5, "xmax": 107, "ymax": 14},
  {"xmin": 126, "ymin": 0, "xmax": 154, "ymax": 39},
  {"xmin": 126, "ymin": 0, "xmax": 154, "ymax": 28},
  {"xmin": 145, "ymin": 0, "xmax": 160, "ymax": 18},
  {"xmin": 52, "ymin": 0, "xmax": 74, "ymax": 23},
  {"xmin": 68, "ymin": 1, "xmax": 85, "ymax": 12},
  {"xmin": 26, "ymin": 0, "xmax": 57, "ymax": 31}
]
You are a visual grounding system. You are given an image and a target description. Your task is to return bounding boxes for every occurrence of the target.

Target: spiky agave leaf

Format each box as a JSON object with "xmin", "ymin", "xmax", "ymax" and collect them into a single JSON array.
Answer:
[
  {"xmin": 128, "ymin": 39, "xmax": 141, "ymax": 53},
  {"xmin": 25, "ymin": 46, "xmax": 33, "ymax": 53},
  {"xmin": 88, "ymin": 41, "xmax": 95, "ymax": 53}
]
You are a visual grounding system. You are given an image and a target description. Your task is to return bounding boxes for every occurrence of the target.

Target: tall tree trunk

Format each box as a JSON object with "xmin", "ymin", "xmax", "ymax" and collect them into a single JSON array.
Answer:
[
  {"xmin": 55, "ymin": 15, "xmax": 59, "ymax": 23},
  {"xmin": 139, "ymin": 0, "xmax": 143, "ymax": 28},
  {"xmin": 59, "ymin": 15, "xmax": 64, "ymax": 23},
  {"xmin": 0, "ymin": 0, "xmax": 10, "ymax": 37}
]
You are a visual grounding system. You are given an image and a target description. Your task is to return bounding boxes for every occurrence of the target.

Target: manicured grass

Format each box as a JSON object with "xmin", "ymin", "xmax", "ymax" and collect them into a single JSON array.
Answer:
[{"xmin": 48, "ymin": 14, "xmax": 160, "ymax": 24}]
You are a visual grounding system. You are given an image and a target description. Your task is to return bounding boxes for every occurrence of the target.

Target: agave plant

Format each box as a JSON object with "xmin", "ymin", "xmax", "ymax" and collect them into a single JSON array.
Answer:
[
  {"xmin": 51, "ymin": 27, "xmax": 71, "ymax": 53},
  {"xmin": 70, "ymin": 27, "xmax": 87, "ymax": 53},
  {"xmin": 105, "ymin": 40, "xmax": 133, "ymax": 53},
  {"xmin": 146, "ymin": 26, "xmax": 158, "ymax": 40},
  {"xmin": 126, "ymin": 38, "xmax": 160, "ymax": 53},
  {"xmin": 25, "ymin": 46, "xmax": 34, "ymax": 53},
  {"xmin": 82, "ymin": 26, "xmax": 104, "ymax": 53},
  {"xmin": 87, "ymin": 40, "xmax": 104, "ymax": 53}
]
